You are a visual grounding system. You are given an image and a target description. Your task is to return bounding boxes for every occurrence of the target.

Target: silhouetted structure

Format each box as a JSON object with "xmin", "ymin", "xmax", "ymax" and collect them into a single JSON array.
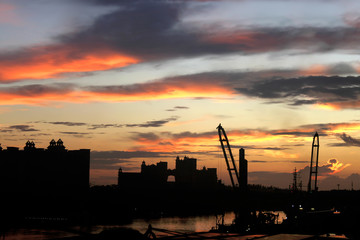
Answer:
[
  {"xmin": 239, "ymin": 148, "xmax": 248, "ymax": 190},
  {"xmin": 308, "ymin": 132, "xmax": 319, "ymax": 193},
  {"xmin": 118, "ymin": 161, "xmax": 169, "ymax": 189},
  {"xmin": 0, "ymin": 139, "xmax": 90, "ymax": 194},
  {"xmin": 217, "ymin": 124, "xmax": 240, "ymax": 188},
  {"xmin": 118, "ymin": 156, "xmax": 217, "ymax": 189}
]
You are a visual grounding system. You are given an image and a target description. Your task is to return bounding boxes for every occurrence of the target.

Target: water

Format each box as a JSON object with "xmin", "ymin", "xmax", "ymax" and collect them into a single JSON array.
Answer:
[{"xmin": 2, "ymin": 211, "xmax": 286, "ymax": 240}]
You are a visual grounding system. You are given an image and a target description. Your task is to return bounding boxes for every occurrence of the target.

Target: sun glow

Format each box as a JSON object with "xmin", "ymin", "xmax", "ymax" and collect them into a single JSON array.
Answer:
[{"xmin": 314, "ymin": 103, "xmax": 340, "ymax": 111}]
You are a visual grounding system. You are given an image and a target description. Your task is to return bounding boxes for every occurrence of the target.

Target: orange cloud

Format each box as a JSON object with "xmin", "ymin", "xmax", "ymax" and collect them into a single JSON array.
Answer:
[
  {"xmin": 264, "ymin": 150, "xmax": 299, "ymax": 159},
  {"xmin": 315, "ymin": 101, "xmax": 360, "ymax": 111},
  {"xmin": 327, "ymin": 158, "xmax": 351, "ymax": 175},
  {"xmin": 205, "ymin": 31, "xmax": 279, "ymax": 52},
  {"xmin": 313, "ymin": 103, "xmax": 340, "ymax": 111},
  {"xmin": 300, "ymin": 64, "xmax": 328, "ymax": 76},
  {"xmin": 0, "ymin": 46, "xmax": 139, "ymax": 82},
  {"xmin": 326, "ymin": 123, "xmax": 360, "ymax": 134},
  {"xmin": 298, "ymin": 122, "xmax": 360, "ymax": 136},
  {"xmin": 0, "ymin": 75, "xmax": 234, "ymax": 105}
]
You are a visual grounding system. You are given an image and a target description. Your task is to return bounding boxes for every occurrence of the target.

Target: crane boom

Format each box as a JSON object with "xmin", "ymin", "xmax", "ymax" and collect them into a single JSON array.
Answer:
[
  {"xmin": 217, "ymin": 124, "xmax": 240, "ymax": 188},
  {"xmin": 308, "ymin": 132, "xmax": 319, "ymax": 193}
]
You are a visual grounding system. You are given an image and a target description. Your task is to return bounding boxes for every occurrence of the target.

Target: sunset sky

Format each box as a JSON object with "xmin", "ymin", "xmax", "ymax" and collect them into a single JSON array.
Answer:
[{"xmin": 1, "ymin": 0, "xmax": 360, "ymax": 190}]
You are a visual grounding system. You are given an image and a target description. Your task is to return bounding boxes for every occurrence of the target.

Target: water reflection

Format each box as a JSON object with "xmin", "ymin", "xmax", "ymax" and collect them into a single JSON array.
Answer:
[{"xmin": 3, "ymin": 211, "xmax": 286, "ymax": 240}]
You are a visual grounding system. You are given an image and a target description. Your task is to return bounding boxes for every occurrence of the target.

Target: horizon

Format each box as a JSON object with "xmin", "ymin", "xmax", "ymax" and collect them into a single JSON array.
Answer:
[
  {"xmin": 1, "ymin": 0, "xmax": 360, "ymax": 191},
  {"xmin": 1, "ymin": 136, "xmax": 358, "ymax": 191}
]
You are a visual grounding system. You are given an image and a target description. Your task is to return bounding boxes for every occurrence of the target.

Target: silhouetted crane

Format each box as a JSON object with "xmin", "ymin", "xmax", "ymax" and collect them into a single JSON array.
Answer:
[
  {"xmin": 217, "ymin": 124, "xmax": 240, "ymax": 188},
  {"xmin": 308, "ymin": 132, "xmax": 319, "ymax": 193}
]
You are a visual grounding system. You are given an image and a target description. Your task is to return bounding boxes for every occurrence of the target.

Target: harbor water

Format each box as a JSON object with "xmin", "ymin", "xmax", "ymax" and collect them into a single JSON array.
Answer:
[{"xmin": 2, "ymin": 211, "xmax": 286, "ymax": 240}]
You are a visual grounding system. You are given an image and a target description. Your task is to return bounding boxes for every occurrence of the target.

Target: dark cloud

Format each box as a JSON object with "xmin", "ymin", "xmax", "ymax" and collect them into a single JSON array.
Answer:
[
  {"xmin": 0, "ymin": 84, "xmax": 75, "ymax": 95},
  {"xmin": 57, "ymin": 0, "xmax": 209, "ymax": 61},
  {"xmin": 59, "ymin": 132, "xmax": 92, "ymax": 138},
  {"xmin": 85, "ymin": 71, "xmax": 360, "ymax": 109},
  {"xmin": 91, "ymin": 156, "xmax": 133, "ymax": 170},
  {"xmin": 249, "ymin": 160, "xmax": 307, "ymax": 163},
  {"xmin": 166, "ymin": 106, "xmax": 189, "ymax": 112},
  {"xmin": 327, "ymin": 63, "xmax": 357, "ymax": 75},
  {"xmin": 42, "ymin": 117, "xmax": 175, "ymax": 129},
  {"xmin": 62, "ymin": 4, "xmax": 360, "ymax": 59},
  {"xmin": 125, "ymin": 116, "xmax": 178, "ymax": 128},
  {"xmin": 230, "ymin": 145, "xmax": 289, "ymax": 151},
  {"xmin": 0, "ymin": 129, "xmax": 12, "ymax": 133},
  {"xmin": 132, "ymin": 132, "xmax": 160, "ymax": 141},
  {"xmin": 271, "ymin": 131, "xmax": 316, "ymax": 137},
  {"xmin": 48, "ymin": 121, "xmax": 87, "ymax": 127},
  {"xmin": 3, "ymin": 69, "xmax": 359, "ymax": 110},
  {"xmin": 85, "ymin": 71, "xmax": 234, "ymax": 95},
  {"xmin": 9, "ymin": 125, "xmax": 39, "ymax": 132},
  {"xmin": 90, "ymin": 150, "xmax": 164, "ymax": 170},
  {"xmin": 174, "ymin": 106, "xmax": 189, "ymax": 109},
  {"xmin": 236, "ymin": 75, "xmax": 360, "ymax": 107},
  {"xmin": 42, "ymin": 121, "xmax": 123, "ymax": 130},
  {"xmin": 338, "ymin": 133, "xmax": 360, "ymax": 147},
  {"xmin": 91, "ymin": 150, "xmax": 163, "ymax": 159},
  {"xmin": 6, "ymin": 0, "xmax": 360, "ymax": 82},
  {"xmin": 171, "ymin": 131, "xmax": 215, "ymax": 140},
  {"xmin": 88, "ymin": 124, "xmax": 123, "ymax": 130}
]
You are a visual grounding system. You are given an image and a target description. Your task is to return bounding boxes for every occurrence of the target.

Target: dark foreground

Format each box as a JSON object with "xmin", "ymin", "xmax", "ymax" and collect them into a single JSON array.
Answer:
[
  {"xmin": 1, "ymin": 186, "xmax": 360, "ymax": 239},
  {"xmin": 49, "ymin": 227, "xmax": 349, "ymax": 240}
]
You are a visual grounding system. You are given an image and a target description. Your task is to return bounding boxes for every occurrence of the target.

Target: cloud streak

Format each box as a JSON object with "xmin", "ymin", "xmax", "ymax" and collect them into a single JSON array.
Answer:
[
  {"xmin": 8, "ymin": 125, "xmax": 39, "ymax": 132},
  {"xmin": 125, "ymin": 116, "xmax": 179, "ymax": 128},
  {"xmin": 2, "ymin": 69, "xmax": 360, "ymax": 110}
]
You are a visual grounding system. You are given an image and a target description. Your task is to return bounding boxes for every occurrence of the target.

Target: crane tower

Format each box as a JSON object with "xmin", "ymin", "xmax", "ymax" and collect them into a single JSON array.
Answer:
[
  {"xmin": 217, "ymin": 124, "xmax": 240, "ymax": 188},
  {"xmin": 308, "ymin": 132, "xmax": 319, "ymax": 193}
]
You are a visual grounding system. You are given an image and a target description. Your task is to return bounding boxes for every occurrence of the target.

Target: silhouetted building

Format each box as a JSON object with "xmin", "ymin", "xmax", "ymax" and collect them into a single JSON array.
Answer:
[
  {"xmin": 118, "ymin": 161, "xmax": 169, "ymax": 189},
  {"xmin": 175, "ymin": 156, "xmax": 197, "ymax": 184},
  {"xmin": 0, "ymin": 139, "xmax": 90, "ymax": 195},
  {"xmin": 118, "ymin": 168, "xmax": 142, "ymax": 189},
  {"xmin": 239, "ymin": 148, "xmax": 248, "ymax": 190},
  {"xmin": 118, "ymin": 156, "xmax": 218, "ymax": 189},
  {"xmin": 141, "ymin": 161, "xmax": 168, "ymax": 184}
]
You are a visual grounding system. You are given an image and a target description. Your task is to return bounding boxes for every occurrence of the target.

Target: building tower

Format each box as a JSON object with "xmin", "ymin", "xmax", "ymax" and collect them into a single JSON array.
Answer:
[
  {"xmin": 308, "ymin": 132, "xmax": 319, "ymax": 193},
  {"xmin": 239, "ymin": 148, "xmax": 248, "ymax": 190}
]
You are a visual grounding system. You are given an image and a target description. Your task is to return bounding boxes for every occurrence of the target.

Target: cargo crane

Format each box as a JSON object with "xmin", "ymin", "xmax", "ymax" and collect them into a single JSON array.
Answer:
[
  {"xmin": 307, "ymin": 132, "xmax": 319, "ymax": 193},
  {"xmin": 217, "ymin": 124, "xmax": 240, "ymax": 189}
]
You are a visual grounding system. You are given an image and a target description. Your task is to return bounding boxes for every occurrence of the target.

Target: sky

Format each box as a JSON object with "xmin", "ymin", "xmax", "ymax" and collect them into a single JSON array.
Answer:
[{"xmin": 1, "ymin": 0, "xmax": 360, "ymax": 190}]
